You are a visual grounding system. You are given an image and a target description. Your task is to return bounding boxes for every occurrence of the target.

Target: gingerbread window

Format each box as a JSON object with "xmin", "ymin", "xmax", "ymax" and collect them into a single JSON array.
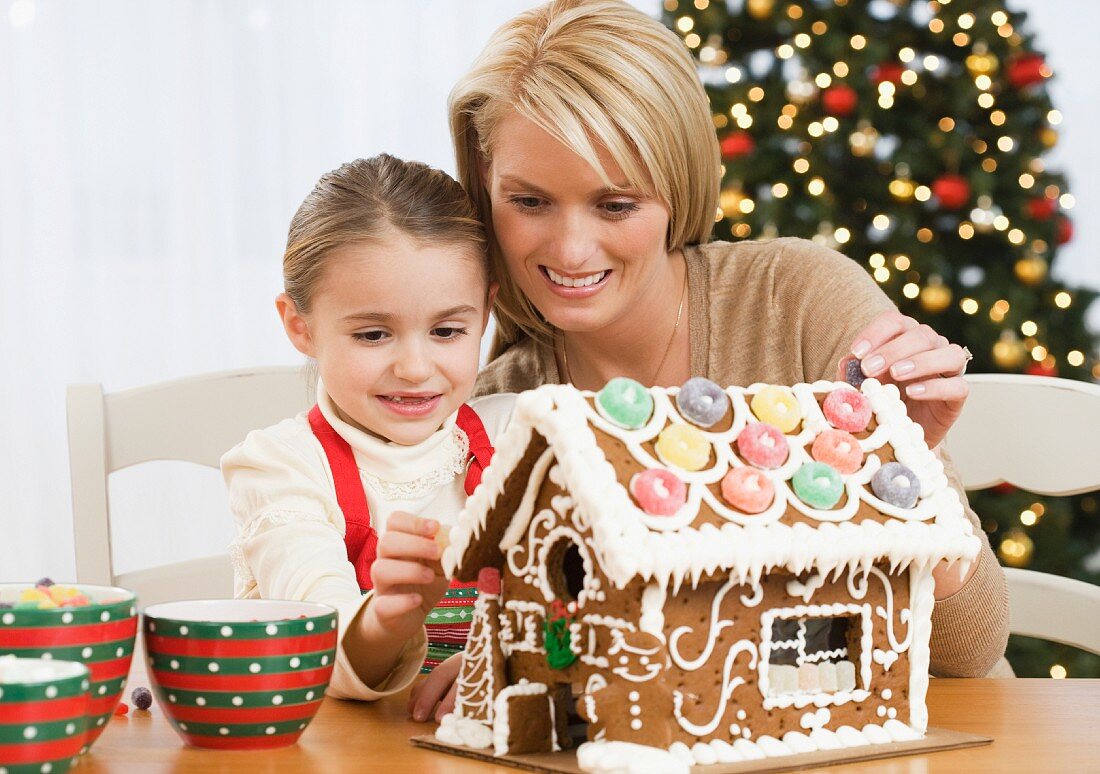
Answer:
[
  {"xmin": 758, "ymin": 604, "xmax": 873, "ymax": 706},
  {"xmin": 545, "ymin": 535, "xmax": 588, "ymax": 603}
]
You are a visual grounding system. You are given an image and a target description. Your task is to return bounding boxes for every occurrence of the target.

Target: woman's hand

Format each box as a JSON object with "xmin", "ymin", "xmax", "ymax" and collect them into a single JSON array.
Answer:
[
  {"xmin": 408, "ymin": 651, "xmax": 463, "ymax": 722},
  {"xmin": 841, "ymin": 310, "xmax": 970, "ymax": 449},
  {"xmin": 364, "ymin": 512, "xmax": 450, "ymax": 644}
]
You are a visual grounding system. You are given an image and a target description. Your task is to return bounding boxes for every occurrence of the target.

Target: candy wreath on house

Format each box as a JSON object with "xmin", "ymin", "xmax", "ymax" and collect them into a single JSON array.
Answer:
[{"xmin": 434, "ymin": 377, "xmax": 980, "ymax": 772}]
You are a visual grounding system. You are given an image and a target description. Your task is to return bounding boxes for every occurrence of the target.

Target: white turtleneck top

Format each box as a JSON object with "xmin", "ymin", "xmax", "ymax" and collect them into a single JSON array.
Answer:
[{"xmin": 221, "ymin": 382, "xmax": 515, "ymax": 701}]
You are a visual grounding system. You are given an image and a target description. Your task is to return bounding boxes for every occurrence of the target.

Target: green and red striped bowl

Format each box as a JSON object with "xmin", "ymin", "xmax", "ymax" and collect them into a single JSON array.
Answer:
[
  {"xmin": 0, "ymin": 657, "xmax": 91, "ymax": 774},
  {"xmin": 0, "ymin": 584, "xmax": 137, "ymax": 753},
  {"xmin": 142, "ymin": 599, "xmax": 337, "ymax": 750}
]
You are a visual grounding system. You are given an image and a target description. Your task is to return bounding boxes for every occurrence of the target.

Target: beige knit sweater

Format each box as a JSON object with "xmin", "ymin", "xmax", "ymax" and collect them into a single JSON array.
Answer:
[{"xmin": 475, "ymin": 237, "xmax": 1010, "ymax": 678}]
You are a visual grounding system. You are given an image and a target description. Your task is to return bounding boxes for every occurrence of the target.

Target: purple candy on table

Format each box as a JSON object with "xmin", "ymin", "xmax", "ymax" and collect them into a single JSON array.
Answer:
[
  {"xmin": 132, "ymin": 685, "xmax": 153, "ymax": 711},
  {"xmin": 35, "ymin": 577, "xmax": 55, "ymax": 588},
  {"xmin": 845, "ymin": 358, "xmax": 866, "ymax": 388}
]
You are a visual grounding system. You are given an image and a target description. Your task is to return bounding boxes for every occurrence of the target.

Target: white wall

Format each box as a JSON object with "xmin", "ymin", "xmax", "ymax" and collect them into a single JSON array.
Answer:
[{"xmin": 1, "ymin": 0, "xmax": 1095, "ymax": 583}]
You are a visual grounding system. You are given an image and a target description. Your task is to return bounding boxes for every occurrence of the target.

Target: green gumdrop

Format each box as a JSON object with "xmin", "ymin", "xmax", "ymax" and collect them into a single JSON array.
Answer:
[
  {"xmin": 793, "ymin": 461, "xmax": 844, "ymax": 509},
  {"xmin": 596, "ymin": 377, "xmax": 654, "ymax": 429}
]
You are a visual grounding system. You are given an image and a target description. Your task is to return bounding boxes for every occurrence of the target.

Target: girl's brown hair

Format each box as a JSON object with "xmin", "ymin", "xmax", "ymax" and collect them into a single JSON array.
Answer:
[{"xmin": 283, "ymin": 154, "xmax": 487, "ymax": 314}]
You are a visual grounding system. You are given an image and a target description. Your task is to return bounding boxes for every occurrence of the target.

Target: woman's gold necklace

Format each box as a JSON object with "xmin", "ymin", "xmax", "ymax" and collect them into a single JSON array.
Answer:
[{"xmin": 560, "ymin": 269, "xmax": 687, "ymax": 389}]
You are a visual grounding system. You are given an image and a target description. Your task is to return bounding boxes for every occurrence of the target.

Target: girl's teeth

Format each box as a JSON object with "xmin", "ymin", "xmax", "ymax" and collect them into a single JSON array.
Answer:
[{"xmin": 546, "ymin": 268, "xmax": 606, "ymax": 288}]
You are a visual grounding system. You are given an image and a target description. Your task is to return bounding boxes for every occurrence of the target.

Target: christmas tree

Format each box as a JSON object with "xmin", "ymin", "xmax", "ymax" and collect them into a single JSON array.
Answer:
[{"xmin": 662, "ymin": 0, "xmax": 1099, "ymax": 677}]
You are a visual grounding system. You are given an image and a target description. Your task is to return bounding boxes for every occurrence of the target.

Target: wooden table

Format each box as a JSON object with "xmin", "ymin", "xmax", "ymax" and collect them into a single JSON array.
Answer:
[{"xmin": 81, "ymin": 654, "xmax": 1098, "ymax": 773}]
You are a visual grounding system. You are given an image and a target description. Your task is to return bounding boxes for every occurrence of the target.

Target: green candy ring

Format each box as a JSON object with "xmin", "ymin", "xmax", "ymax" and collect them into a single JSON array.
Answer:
[
  {"xmin": 792, "ymin": 461, "xmax": 844, "ymax": 509},
  {"xmin": 595, "ymin": 377, "xmax": 654, "ymax": 429}
]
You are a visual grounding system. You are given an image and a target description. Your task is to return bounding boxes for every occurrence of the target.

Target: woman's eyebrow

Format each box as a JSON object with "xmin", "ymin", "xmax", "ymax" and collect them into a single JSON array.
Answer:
[{"xmin": 500, "ymin": 174, "xmax": 638, "ymax": 196}]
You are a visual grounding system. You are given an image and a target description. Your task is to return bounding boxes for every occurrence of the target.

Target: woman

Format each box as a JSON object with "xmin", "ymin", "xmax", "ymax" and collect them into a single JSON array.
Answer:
[{"xmin": 410, "ymin": 0, "xmax": 1009, "ymax": 721}]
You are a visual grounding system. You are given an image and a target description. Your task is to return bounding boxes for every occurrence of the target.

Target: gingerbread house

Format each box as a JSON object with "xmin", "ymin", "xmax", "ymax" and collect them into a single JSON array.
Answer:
[{"xmin": 435, "ymin": 377, "xmax": 980, "ymax": 771}]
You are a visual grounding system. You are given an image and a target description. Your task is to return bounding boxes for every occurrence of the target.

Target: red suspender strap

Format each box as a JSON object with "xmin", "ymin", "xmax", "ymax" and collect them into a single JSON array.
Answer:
[
  {"xmin": 307, "ymin": 405, "xmax": 378, "ymax": 591},
  {"xmin": 456, "ymin": 404, "xmax": 494, "ymax": 496}
]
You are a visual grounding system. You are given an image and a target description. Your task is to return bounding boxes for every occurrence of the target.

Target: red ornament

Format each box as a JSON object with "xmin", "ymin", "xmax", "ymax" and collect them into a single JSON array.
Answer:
[
  {"xmin": 1007, "ymin": 54, "xmax": 1049, "ymax": 89},
  {"xmin": 931, "ymin": 174, "xmax": 971, "ymax": 210},
  {"xmin": 822, "ymin": 85, "xmax": 858, "ymax": 116},
  {"xmin": 1024, "ymin": 196, "xmax": 1057, "ymax": 221},
  {"xmin": 1026, "ymin": 361, "xmax": 1059, "ymax": 377},
  {"xmin": 871, "ymin": 62, "xmax": 905, "ymax": 86},
  {"xmin": 720, "ymin": 131, "xmax": 756, "ymax": 160},
  {"xmin": 992, "ymin": 482, "xmax": 1018, "ymax": 495},
  {"xmin": 1056, "ymin": 215, "xmax": 1074, "ymax": 245}
]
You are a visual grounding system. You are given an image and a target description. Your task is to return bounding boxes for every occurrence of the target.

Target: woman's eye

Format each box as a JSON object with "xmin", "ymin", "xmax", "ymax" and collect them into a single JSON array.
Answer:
[
  {"xmin": 433, "ymin": 326, "xmax": 469, "ymax": 340},
  {"xmin": 509, "ymin": 195, "xmax": 544, "ymax": 211},
  {"xmin": 602, "ymin": 200, "xmax": 639, "ymax": 218},
  {"xmin": 353, "ymin": 330, "xmax": 387, "ymax": 343}
]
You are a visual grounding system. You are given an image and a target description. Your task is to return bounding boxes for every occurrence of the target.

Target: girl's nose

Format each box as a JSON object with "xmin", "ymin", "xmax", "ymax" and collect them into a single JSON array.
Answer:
[{"xmin": 392, "ymin": 339, "xmax": 434, "ymax": 383}]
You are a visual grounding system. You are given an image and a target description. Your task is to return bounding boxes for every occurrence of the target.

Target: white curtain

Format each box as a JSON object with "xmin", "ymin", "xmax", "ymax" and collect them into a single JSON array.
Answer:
[{"xmin": 1, "ymin": 0, "xmax": 1094, "ymax": 581}]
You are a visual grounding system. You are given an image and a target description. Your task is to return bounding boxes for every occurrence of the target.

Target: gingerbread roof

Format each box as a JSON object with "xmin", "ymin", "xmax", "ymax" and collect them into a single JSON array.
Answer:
[{"xmin": 445, "ymin": 379, "xmax": 981, "ymax": 591}]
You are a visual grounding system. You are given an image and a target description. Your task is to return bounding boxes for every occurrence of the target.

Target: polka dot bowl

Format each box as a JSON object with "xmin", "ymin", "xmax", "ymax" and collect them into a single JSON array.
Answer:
[
  {"xmin": 142, "ymin": 599, "xmax": 337, "ymax": 750},
  {"xmin": 0, "ymin": 584, "xmax": 138, "ymax": 753},
  {"xmin": 0, "ymin": 656, "xmax": 91, "ymax": 774}
]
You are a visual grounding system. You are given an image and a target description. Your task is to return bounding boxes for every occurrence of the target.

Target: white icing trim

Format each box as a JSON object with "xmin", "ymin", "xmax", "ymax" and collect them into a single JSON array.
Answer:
[
  {"xmin": 491, "ymin": 680, "xmax": 557, "ymax": 756},
  {"xmin": 447, "ymin": 380, "xmax": 979, "ymax": 590},
  {"xmin": 435, "ymin": 713, "xmax": 492, "ymax": 749},
  {"xmin": 907, "ymin": 564, "xmax": 936, "ymax": 733}
]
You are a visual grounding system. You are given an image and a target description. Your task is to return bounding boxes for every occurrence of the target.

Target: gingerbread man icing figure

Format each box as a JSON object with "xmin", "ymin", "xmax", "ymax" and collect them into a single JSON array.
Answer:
[{"xmin": 578, "ymin": 630, "xmax": 677, "ymax": 747}]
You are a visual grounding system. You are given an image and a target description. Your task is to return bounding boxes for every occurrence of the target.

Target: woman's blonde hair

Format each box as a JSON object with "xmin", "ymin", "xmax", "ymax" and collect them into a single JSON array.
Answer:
[
  {"xmin": 449, "ymin": 0, "xmax": 719, "ymax": 359},
  {"xmin": 283, "ymin": 154, "xmax": 487, "ymax": 314}
]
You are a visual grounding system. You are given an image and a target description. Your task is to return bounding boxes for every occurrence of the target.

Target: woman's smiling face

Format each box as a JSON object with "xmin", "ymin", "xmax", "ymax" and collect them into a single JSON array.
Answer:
[{"xmin": 484, "ymin": 111, "xmax": 673, "ymax": 335}]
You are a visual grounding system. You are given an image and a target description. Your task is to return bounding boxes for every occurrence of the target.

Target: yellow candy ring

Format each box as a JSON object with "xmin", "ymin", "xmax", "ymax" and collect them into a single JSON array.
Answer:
[
  {"xmin": 654, "ymin": 423, "xmax": 711, "ymax": 472},
  {"xmin": 750, "ymin": 385, "xmax": 802, "ymax": 433}
]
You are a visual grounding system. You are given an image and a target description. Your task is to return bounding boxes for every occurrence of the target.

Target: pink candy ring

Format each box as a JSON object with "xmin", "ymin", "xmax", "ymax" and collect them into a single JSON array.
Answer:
[
  {"xmin": 735, "ymin": 422, "xmax": 789, "ymax": 469},
  {"xmin": 630, "ymin": 469, "xmax": 687, "ymax": 516},
  {"xmin": 720, "ymin": 467, "xmax": 775, "ymax": 514},
  {"xmin": 822, "ymin": 388, "xmax": 872, "ymax": 433},
  {"xmin": 811, "ymin": 429, "xmax": 864, "ymax": 474}
]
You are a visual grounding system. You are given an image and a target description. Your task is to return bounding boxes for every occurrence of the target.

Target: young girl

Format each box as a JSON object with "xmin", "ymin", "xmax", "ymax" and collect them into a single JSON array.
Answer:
[{"xmin": 222, "ymin": 154, "xmax": 513, "ymax": 701}]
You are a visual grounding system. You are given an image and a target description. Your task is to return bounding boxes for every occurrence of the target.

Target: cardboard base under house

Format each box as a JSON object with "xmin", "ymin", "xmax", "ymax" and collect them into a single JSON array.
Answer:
[{"xmin": 411, "ymin": 727, "xmax": 991, "ymax": 773}]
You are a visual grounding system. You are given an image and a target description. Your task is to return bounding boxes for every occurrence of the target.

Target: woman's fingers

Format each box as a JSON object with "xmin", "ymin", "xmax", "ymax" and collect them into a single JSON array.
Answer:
[
  {"xmin": 850, "ymin": 310, "xmax": 918, "ymax": 360},
  {"xmin": 902, "ymin": 376, "xmax": 970, "ymax": 402},
  {"xmin": 385, "ymin": 511, "xmax": 439, "ymax": 539},
  {"xmin": 860, "ymin": 324, "xmax": 946, "ymax": 379},
  {"xmin": 891, "ymin": 344, "xmax": 970, "ymax": 382}
]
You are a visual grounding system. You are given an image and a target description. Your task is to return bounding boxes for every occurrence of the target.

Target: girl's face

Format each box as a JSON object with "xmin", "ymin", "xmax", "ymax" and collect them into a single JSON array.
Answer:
[
  {"xmin": 280, "ymin": 233, "xmax": 492, "ymax": 446},
  {"xmin": 484, "ymin": 111, "xmax": 673, "ymax": 335}
]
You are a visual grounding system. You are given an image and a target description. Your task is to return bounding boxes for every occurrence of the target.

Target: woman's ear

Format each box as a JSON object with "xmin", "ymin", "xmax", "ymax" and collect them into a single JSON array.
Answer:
[{"xmin": 276, "ymin": 293, "xmax": 315, "ymax": 357}]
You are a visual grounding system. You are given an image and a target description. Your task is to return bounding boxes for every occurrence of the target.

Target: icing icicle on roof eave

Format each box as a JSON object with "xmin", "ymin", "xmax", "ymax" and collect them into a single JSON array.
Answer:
[{"xmin": 445, "ymin": 380, "xmax": 980, "ymax": 591}]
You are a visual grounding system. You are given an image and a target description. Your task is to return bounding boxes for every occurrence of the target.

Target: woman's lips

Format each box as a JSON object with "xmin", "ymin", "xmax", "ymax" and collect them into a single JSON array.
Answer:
[
  {"xmin": 376, "ymin": 394, "xmax": 441, "ymax": 417},
  {"xmin": 539, "ymin": 266, "xmax": 612, "ymax": 299}
]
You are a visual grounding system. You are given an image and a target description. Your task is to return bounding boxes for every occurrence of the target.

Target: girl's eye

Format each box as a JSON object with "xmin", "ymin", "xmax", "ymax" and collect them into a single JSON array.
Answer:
[
  {"xmin": 353, "ymin": 330, "xmax": 388, "ymax": 343},
  {"xmin": 602, "ymin": 200, "xmax": 640, "ymax": 219},
  {"xmin": 508, "ymin": 195, "xmax": 544, "ymax": 211},
  {"xmin": 433, "ymin": 326, "xmax": 469, "ymax": 340}
]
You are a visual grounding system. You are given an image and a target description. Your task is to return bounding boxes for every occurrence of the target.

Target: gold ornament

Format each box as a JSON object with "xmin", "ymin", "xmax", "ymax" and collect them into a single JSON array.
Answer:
[
  {"xmin": 965, "ymin": 52, "xmax": 999, "ymax": 77},
  {"xmin": 719, "ymin": 187, "xmax": 747, "ymax": 217},
  {"xmin": 889, "ymin": 178, "xmax": 915, "ymax": 202},
  {"xmin": 746, "ymin": 0, "xmax": 775, "ymax": 19},
  {"xmin": 1039, "ymin": 128, "xmax": 1059, "ymax": 148},
  {"xmin": 919, "ymin": 275, "xmax": 952, "ymax": 313},
  {"xmin": 993, "ymin": 330, "xmax": 1027, "ymax": 369},
  {"xmin": 998, "ymin": 528, "xmax": 1034, "ymax": 568},
  {"xmin": 849, "ymin": 122, "xmax": 879, "ymax": 158},
  {"xmin": 1014, "ymin": 254, "xmax": 1048, "ymax": 286}
]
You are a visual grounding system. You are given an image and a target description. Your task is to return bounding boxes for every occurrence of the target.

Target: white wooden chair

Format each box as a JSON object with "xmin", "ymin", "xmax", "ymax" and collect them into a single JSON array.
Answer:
[
  {"xmin": 945, "ymin": 373, "xmax": 1100, "ymax": 656},
  {"xmin": 66, "ymin": 366, "xmax": 313, "ymax": 609}
]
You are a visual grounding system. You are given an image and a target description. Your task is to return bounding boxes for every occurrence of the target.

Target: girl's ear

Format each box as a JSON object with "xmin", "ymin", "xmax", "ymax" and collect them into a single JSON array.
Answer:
[
  {"xmin": 483, "ymin": 282, "xmax": 499, "ymax": 329},
  {"xmin": 276, "ymin": 293, "xmax": 315, "ymax": 357}
]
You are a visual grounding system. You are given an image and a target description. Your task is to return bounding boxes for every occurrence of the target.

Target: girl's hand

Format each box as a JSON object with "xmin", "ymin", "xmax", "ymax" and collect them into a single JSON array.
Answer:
[
  {"xmin": 408, "ymin": 651, "xmax": 463, "ymax": 722},
  {"xmin": 840, "ymin": 310, "xmax": 971, "ymax": 449},
  {"xmin": 365, "ymin": 512, "xmax": 450, "ymax": 643}
]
